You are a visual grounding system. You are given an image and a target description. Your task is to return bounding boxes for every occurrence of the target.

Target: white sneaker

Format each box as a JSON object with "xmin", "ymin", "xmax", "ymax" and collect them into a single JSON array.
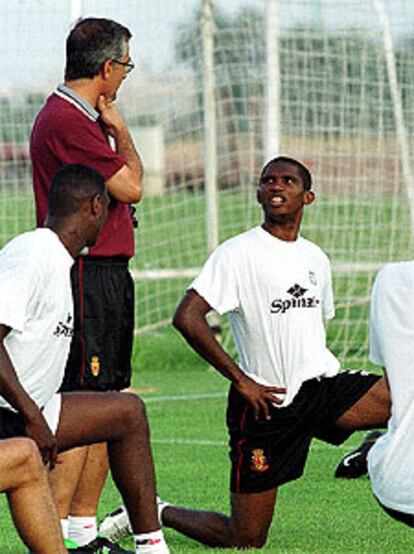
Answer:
[
  {"xmin": 99, "ymin": 496, "xmax": 171, "ymax": 542},
  {"xmin": 99, "ymin": 506, "xmax": 132, "ymax": 542},
  {"xmin": 156, "ymin": 495, "xmax": 171, "ymax": 524}
]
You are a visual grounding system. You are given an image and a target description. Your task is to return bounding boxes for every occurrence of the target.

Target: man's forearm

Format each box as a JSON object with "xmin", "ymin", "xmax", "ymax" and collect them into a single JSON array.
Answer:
[
  {"xmin": 0, "ymin": 329, "xmax": 57, "ymax": 465},
  {"xmin": 98, "ymin": 96, "xmax": 144, "ymax": 202},
  {"xmin": 0, "ymin": 340, "xmax": 40, "ymax": 422},
  {"xmin": 173, "ymin": 292, "xmax": 287, "ymax": 417},
  {"xmin": 173, "ymin": 310, "xmax": 245, "ymax": 386},
  {"xmin": 113, "ymin": 123, "xmax": 143, "ymax": 185}
]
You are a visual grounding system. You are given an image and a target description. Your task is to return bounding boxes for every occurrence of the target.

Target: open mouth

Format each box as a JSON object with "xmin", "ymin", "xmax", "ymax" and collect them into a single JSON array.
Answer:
[{"xmin": 269, "ymin": 194, "xmax": 285, "ymax": 206}]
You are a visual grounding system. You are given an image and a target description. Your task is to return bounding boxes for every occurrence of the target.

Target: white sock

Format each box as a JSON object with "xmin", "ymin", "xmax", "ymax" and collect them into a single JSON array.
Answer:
[
  {"xmin": 156, "ymin": 496, "xmax": 171, "ymax": 525},
  {"xmin": 135, "ymin": 529, "xmax": 169, "ymax": 553},
  {"xmin": 60, "ymin": 518, "xmax": 69, "ymax": 539},
  {"xmin": 68, "ymin": 515, "xmax": 97, "ymax": 547}
]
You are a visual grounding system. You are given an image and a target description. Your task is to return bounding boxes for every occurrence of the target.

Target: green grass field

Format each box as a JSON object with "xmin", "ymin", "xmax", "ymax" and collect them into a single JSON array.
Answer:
[{"xmin": 0, "ymin": 328, "xmax": 412, "ymax": 553}]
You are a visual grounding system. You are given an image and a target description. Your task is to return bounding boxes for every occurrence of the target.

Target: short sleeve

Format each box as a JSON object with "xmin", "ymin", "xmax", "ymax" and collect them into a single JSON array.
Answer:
[
  {"xmin": 190, "ymin": 245, "xmax": 240, "ymax": 315},
  {"xmin": 369, "ymin": 269, "xmax": 385, "ymax": 366},
  {"xmin": 0, "ymin": 253, "xmax": 38, "ymax": 332},
  {"xmin": 321, "ymin": 255, "xmax": 335, "ymax": 320}
]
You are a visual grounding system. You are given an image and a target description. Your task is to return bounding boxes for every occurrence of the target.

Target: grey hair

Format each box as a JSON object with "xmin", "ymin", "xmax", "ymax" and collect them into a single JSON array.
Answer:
[{"xmin": 65, "ymin": 17, "xmax": 132, "ymax": 81}]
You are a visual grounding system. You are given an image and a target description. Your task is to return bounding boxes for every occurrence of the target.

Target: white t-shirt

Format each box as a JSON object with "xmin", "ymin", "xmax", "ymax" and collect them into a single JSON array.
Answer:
[
  {"xmin": 0, "ymin": 228, "xmax": 74, "ymax": 410},
  {"xmin": 368, "ymin": 261, "xmax": 414, "ymax": 514},
  {"xmin": 190, "ymin": 226, "xmax": 340, "ymax": 406}
]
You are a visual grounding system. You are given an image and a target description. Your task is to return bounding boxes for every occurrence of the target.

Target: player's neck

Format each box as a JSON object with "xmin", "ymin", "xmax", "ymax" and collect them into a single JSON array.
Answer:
[
  {"xmin": 45, "ymin": 221, "xmax": 85, "ymax": 258},
  {"xmin": 262, "ymin": 219, "xmax": 301, "ymax": 242}
]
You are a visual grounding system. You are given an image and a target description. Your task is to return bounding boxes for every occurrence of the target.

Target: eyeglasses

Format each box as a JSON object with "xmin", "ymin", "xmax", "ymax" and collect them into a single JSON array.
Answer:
[{"xmin": 112, "ymin": 58, "xmax": 135, "ymax": 74}]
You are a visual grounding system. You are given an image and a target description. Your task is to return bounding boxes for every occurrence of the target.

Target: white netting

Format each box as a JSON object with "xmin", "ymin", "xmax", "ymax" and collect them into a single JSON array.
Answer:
[{"xmin": 1, "ymin": 0, "xmax": 414, "ymax": 365}]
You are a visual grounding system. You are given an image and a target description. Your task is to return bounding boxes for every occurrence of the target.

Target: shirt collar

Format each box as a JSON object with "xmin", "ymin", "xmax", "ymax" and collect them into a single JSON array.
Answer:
[{"xmin": 56, "ymin": 83, "xmax": 99, "ymax": 121}]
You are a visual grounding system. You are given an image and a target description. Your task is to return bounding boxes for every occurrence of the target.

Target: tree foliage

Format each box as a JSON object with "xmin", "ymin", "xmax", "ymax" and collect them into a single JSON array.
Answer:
[{"xmin": 174, "ymin": 5, "xmax": 414, "ymax": 136}]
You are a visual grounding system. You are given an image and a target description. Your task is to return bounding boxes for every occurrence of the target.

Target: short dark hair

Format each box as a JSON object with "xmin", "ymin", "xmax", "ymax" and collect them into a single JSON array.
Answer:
[
  {"xmin": 65, "ymin": 17, "xmax": 132, "ymax": 80},
  {"xmin": 48, "ymin": 164, "xmax": 106, "ymax": 218},
  {"xmin": 260, "ymin": 156, "xmax": 312, "ymax": 191}
]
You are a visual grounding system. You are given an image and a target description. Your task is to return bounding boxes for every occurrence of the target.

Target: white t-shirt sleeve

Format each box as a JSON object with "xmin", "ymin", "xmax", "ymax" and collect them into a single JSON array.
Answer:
[
  {"xmin": 190, "ymin": 245, "xmax": 240, "ymax": 315},
  {"xmin": 369, "ymin": 268, "xmax": 385, "ymax": 366},
  {"xmin": 322, "ymin": 256, "xmax": 335, "ymax": 320},
  {"xmin": 0, "ymin": 254, "xmax": 39, "ymax": 332}
]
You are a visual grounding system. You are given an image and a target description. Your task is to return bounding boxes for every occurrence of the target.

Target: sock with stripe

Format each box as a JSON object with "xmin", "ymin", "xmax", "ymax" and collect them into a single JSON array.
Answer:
[
  {"xmin": 134, "ymin": 529, "xmax": 169, "ymax": 553},
  {"xmin": 68, "ymin": 515, "xmax": 97, "ymax": 547}
]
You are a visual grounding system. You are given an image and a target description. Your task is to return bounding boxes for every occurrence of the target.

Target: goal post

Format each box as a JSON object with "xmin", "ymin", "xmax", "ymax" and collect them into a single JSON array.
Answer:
[
  {"xmin": 372, "ymin": 0, "xmax": 414, "ymax": 235},
  {"xmin": 202, "ymin": 0, "xmax": 219, "ymax": 255},
  {"xmin": 70, "ymin": 0, "xmax": 83, "ymax": 22},
  {"xmin": 1, "ymin": 0, "xmax": 414, "ymax": 367},
  {"xmin": 264, "ymin": 0, "xmax": 281, "ymax": 160}
]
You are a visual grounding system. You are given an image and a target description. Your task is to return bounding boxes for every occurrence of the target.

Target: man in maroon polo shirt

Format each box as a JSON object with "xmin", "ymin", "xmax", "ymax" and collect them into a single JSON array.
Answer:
[{"xmin": 30, "ymin": 17, "xmax": 142, "ymax": 553}]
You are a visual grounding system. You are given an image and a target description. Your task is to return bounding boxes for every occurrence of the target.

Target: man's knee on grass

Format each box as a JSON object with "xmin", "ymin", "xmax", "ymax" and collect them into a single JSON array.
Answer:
[
  {"xmin": 229, "ymin": 520, "xmax": 269, "ymax": 549},
  {"xmin": 227, "ymin": 505, "xmax": 272, "ymax": 549},
  {"xmin": 236, "ymin": 530, "xmax": 268, "ymax": 549}
]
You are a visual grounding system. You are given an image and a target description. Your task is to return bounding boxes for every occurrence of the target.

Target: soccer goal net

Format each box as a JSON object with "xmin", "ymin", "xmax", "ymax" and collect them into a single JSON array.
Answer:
[{"xmin": 1, "ymin": 0, "xmax": 414, "ymax": 366}]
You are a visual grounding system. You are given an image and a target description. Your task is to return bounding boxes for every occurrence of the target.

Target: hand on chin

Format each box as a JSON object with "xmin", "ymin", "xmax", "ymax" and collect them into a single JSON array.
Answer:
[{"xmin": 99, "ymin": 92, "xmax": 117, "ymax": 107}]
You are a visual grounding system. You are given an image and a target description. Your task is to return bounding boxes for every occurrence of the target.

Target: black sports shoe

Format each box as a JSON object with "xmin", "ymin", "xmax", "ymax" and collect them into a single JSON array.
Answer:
[
  {"xmin": 334, "ymin": 430, "xmax": 383, "ymax": 478},
  {"xmin": 70, "ymin": 536, "xmax": 133, "ymax": 553}
]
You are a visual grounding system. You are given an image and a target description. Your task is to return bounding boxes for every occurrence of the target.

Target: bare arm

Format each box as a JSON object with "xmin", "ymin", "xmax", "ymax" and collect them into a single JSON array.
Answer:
[
  {"xmin": 173, "ymin": 290, "xmax": 286, "ymax": 419},
  {"xmin": 97, "ymin": 95, "xmax": 143, "ymax": 204},
  {"xmin": 0, "ymin": 325, "xmax": 57, "ymax": 467}
]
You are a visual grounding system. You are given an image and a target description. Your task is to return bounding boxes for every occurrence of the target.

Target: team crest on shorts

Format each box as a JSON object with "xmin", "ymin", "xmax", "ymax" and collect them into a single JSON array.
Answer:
[
  {"xmin": 90, "ymin": 356, "xmax": 100, "ymax": 377},
  {"xmin": 250, "ymin": 449, "xmax": 270, "ymax": 472}
]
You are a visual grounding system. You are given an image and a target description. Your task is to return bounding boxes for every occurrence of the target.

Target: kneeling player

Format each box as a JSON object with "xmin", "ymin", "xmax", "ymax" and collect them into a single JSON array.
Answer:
[
  {"xmin": 101, "ymin": 157, "xmax": 391, "ymax": 549},
  {"xmin": 366, "ymin": 261, "xmax": 414, "ymax": 527},
  {"xmin": 0, "ymin": 164, "xmax": 168, "ymax": 554}
]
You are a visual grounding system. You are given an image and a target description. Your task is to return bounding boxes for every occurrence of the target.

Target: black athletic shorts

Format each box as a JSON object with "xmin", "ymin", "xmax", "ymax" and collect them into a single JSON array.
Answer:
[
  {"xmin": 375, "ymin": 497, "xmax": 414, "ymax": 528},
  {"xmin": 0, "ymin": 409, "xmax": 25, "ymax": 439},
  {"xmin": 227, "ymin": 371, "xmax": 380, "ymax": 494},
  {"xmin": 60, "ymin": 256, "xmax": 134, "ymax": 392}
]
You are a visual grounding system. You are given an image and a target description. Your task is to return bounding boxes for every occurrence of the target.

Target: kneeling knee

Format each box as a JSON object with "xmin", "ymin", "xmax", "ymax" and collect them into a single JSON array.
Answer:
[
  {"xmin": 238, "ymin": 535, "xmax": 268, "ymax": 549},
  {"xmin": 233, "ymin": 527, "xmax": 268, "ymax": 549},
  {"xmin": 18, "ymin": 439, "xmax": 44, "ymax": 482},
  {"xmin": 121, "ymin": 393, "xmax": 147, "ymax": 426}
]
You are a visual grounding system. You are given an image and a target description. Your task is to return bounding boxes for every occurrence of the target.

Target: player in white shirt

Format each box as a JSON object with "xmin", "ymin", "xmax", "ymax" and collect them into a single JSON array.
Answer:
[
  {"xmin": 158, "ymin": 157, "xmax": 391, "ymax": 549},
  {"xmin": 0, "ymin": 164, "xmax": 169, "ymax": 554},
  {"xmin": 367, "ymin": 261, "xmax": 414, "ymax": 526}
]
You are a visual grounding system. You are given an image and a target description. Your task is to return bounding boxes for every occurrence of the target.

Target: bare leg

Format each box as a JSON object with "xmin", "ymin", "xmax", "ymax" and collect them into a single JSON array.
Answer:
[
  {"xmin": 70, "ymin": 443, "xmax": 109, "ymax": 516},
  {"xmin": 56, "ymin": 391, "xmax": 160, "ymax": 534},
  {"xmin": 49, "ymin": 447, "xmax": 88, "ymax": 518},
  {"xmin": 336, "ymin": 377, "xmax": 391, "ymax": 429},
  {"xmin": 162, "ymin": 489, "xmax": 277, "ymax": 548},
  {"xmin": 0, "ymin": 437, "xmax": 66, "ymax": 554}
]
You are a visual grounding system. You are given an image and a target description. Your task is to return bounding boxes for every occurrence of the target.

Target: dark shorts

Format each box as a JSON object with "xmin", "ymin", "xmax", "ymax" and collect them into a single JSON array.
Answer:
[
  {"xmin": 375, "ymin": 497, "xmax": 414, "ymax": 528},
  {"xmin": 60, "ymin": 256, "xmax": 134, "ymax": 392},
  {"xmin": 227, "ymin": 371, "xmax": 380, "ymax": 494},
  {"xmin": 0, "ymin": 409, "xmax": 25, "ymax": 439}
]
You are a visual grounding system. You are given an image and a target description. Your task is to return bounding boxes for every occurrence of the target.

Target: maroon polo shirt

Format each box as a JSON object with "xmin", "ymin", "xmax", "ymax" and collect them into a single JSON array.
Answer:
[{"xmin": 30, "ymin": 89, "xmax": 135, "ymax": 258}]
